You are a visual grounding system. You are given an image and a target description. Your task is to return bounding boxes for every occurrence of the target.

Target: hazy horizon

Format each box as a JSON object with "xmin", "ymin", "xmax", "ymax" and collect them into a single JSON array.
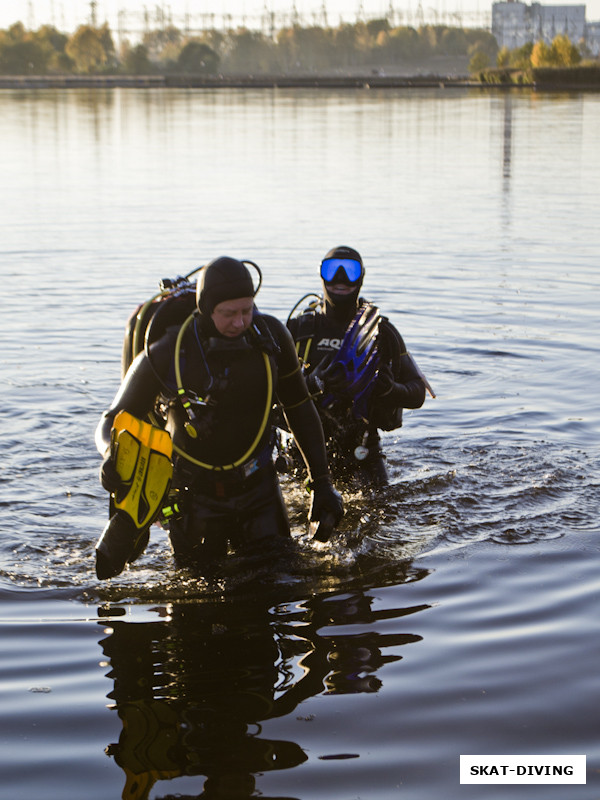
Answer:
[{"xmin": 4, "ymin": 0, "xmax": 600, "ymax": 38}]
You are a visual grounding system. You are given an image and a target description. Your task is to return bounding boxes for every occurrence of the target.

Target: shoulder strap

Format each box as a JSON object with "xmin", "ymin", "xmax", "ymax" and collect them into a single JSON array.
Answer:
[
  {"xmin": 248, "ymin": 311, "xmax": 281, "ymax": 358},
  {"xmin": 173, "ymin": 313, "xmax": 275, "ymax": 471},
  {"xmin": 287, "ymin": 296, "xmax": 324, "ymax": 367},
  {"xmin": 377, "ymin": 316, "xmax": 406, "ymax": 372}
]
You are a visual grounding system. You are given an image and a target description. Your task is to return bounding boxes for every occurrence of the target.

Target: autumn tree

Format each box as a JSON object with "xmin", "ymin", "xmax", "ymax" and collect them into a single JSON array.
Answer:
[
  {"xmin": 142, "ymin": 26, "xmax": 182, "ymax": 65},
  {"xmin": 511, "ymin": 42, "xmax": 533, "ymax": 68},
  {"xmin": 175, "ymin": 40, "xmax": 219, "ymax": 74},
  {"xmin": 277, "ymin": 25, "xmax": 333, "ymax": 71},
  {"xmin": 440, "ymin": 26, "xmax": 469, "ymax": 55},
  {"xmin": 465, "ymin": 28, "xmax": 498, "ymax": 60},
  {"xmin": 221, "ymin": 29, "xmax": 277, "ymax": 73},
  {"xmin": 469, "ymin": 49, "xmax": 490, "ymax": 73},
  {"xmin": 65, "ymin": 24, "xmax": 114, "ymax": 73},
  {"xmin": 0, "ymin": 22, "xmax": 49, "ymax": 73},
  {"xmin": 386, "ymin": 26, "xmax": 422, "ymax": 61},
  {"xmin": 496, "ymin": 45, "xmax": 510, "ymax": 67},
  {"xmin": 550, "ymin": 33, "xmax": 581, "ymax": 66},
  {"xmin": 530, "ymin": 39, "xmax": 553, "ymax": 67},
  {"xmin": 121, "ymin": 43, "xmax": 154, "ymax": 74},
  {"xmin": 467, "ymin": 34, "xmax": 497, "ymax": 73}
]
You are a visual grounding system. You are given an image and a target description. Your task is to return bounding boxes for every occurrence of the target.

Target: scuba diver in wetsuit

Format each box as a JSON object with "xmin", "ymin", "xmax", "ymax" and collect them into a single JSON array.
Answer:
[
  {"xmin": 286, "ymin": 245, "xmax": 427, "ymax": 486},
  {"xmin": 96, "ymin": 256, "xmax": 343, "ymax": 571}
]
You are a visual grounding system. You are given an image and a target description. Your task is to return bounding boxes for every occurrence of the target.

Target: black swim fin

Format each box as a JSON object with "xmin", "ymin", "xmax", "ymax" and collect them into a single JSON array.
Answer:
[{"xmin": 95, "ymin": 411, "xmax": 173, "ymax": 580}]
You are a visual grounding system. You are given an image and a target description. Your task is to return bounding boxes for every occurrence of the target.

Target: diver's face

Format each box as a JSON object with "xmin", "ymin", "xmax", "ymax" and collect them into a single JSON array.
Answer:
[
  {"xmin": 211, "ymin": 297, "xmax": 254, "ymax": 337},
  {"xmin": 324, "ymin": 283, "xmax": 356, "ymax": 296}
]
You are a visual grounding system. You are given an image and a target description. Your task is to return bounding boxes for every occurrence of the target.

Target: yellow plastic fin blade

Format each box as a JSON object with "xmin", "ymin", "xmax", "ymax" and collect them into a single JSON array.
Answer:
[{"xmin": 111, "ymin": 411, "xmax": 173, "ymax": 530}]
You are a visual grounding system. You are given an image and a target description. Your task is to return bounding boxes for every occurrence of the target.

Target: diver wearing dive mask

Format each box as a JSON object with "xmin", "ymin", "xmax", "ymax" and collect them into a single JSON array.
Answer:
[
  {"xmin": 286, "ymin": 246, "xmax": 428, "ymax": 487},
  {"xmin": 319, "ymin": 247, "xmax": 365, "ymax": 320}
]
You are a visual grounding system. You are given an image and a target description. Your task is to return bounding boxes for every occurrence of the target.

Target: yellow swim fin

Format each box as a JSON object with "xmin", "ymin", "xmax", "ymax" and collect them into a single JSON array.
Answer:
[
  {"xmin": 110, "ymin": 411, "xmax": 173, "ymax": 529},
  {"xmin": 96, "ymin": 411, "xmax": 173, "ymax": 580}
]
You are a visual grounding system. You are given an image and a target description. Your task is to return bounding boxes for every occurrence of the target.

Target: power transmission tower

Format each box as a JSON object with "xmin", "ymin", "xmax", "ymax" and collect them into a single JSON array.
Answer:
[
  {"xmin": 320, "ymin": 1, "xmax": 329, "ymax": 28},
  {"xmin": 291, "ymin": 1, "xmax": 300, "ymax": 26},
  {"xmin": 263, "ymin": 2, "xmax": 276, "ymax": 38},
  {"xmin": 387, "ymin": 0, "xmax": 395, "ymax": 27},
  {"xmin": 416, "ymin": 0, "xmax": 425, "ymax": 26}
]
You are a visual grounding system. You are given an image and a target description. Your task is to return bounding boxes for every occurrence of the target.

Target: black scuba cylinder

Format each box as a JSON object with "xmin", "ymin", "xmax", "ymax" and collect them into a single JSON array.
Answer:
[{"xmin": 120, "ymin": 279, "xmax": 196, "ymax": 378}]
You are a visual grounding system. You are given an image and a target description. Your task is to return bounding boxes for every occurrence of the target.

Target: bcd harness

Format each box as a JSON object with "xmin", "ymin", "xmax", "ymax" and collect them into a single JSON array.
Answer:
[
  {"xmin": 172, "ymin": 310, "xmax": 276, "ymax": 473},
  {"xmin": 123, "ymin": 271, "xmax": 282, "ymax": 487},
  {"xmin": 287, "ymin": 294, "xmax": 322, "ymax": 371},
  {"xmin": 289, "ymin": 297, "xmax": 383, "ymax": 423}
]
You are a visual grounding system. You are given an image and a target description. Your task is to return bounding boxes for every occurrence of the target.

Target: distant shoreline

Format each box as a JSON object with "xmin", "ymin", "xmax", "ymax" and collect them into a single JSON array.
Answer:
[
  {"xmin": 1, "ymin": 73, "xmax": 598, "ymax": 91},
  {"xmin": 0, "ymin": 73, "xmax": 475, "ymax": 90}
]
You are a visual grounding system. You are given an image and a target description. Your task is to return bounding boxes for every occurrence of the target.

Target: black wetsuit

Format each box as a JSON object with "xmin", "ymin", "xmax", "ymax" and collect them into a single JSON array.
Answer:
[
  {"xmin": 287, "ymin": 299, "xmax": 426, "ymax": 485},
  {"xmin": 97, "ymin": 310, "xmax": 331, "ymax": 568}
]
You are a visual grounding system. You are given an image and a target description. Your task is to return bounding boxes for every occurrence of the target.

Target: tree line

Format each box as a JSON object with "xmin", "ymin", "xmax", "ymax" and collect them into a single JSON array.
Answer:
[
  {"xmin": 1, "ymin": 19, "xmax": 498, "ymax": 75},
  {"xmin": 1, "ymin": 19, "xmax": 592, "ymax": 77},
  {"xmin": 474, "ymin": 33, "xmax": 584, "ymax": 72},
  {"xmin": 472, "ymin": 32, "xmax": 599, "ymax": 85}
]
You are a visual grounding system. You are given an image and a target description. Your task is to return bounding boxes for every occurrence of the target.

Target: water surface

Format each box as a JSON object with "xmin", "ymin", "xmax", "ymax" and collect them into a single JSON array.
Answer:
[{"xmin": 1, "ymin": 86, "xmax": 599, "ymax": 799}]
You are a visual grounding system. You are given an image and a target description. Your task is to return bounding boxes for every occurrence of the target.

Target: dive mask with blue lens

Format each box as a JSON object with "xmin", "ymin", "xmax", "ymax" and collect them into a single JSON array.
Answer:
[{"xmin": 320, "ymin": 257, "xmax": 363, "ymax": 284}]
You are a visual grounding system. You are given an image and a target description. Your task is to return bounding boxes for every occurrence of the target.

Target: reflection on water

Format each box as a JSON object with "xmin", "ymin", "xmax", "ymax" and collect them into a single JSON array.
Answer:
[
  {"xmin": 100, "ymin": 587, "xmax": 428, "ymax": 799},
  {"xmin": 1, "ymin": 87, "xmax": 599, "ymax": 799},
  {"xmin": 502, "ymin": 94, "xmax": 513, "ymax": 182}
]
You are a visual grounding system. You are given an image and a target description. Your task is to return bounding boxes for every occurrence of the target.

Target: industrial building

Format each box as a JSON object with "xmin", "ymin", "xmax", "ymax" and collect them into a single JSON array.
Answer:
[{"xmin": 492, "ymin": 1, "xmax": 600, "ymax": 54}]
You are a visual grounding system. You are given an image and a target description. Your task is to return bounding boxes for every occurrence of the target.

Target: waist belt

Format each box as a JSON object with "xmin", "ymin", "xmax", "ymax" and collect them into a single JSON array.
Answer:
[{"xmin": 179, "ymin": 444, "xmax": 275, "ymax": 499}]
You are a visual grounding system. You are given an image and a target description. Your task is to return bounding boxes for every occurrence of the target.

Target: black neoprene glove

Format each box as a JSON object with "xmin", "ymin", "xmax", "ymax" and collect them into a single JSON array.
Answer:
[
  {"xmin": 306, "ymin": 354, "xmax": 332, "ymax": 395},
  {"xmin": 372, "ymin": 364, "xmax": 396, "ymax": 397},
  {"xmin": 307, "ymin": 355, "xmax": 348, "ymax": 397},
  {"xmin": 308, "ymin": 475, "xmax": 344, "ymax": 526},
  {"xmin": 100, "ymin": 452, "xmax": 123, "ymax": 494}
]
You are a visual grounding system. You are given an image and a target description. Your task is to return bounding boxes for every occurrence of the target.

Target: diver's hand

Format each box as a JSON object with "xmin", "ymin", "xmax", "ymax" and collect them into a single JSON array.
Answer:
[
  {"xmin": 99, "ymin": 453, "xmax": 123, "ymax": 494},
  {"xmin": 373, "ymin": 364, "xmax": 396, "ymax": 397},
  {"xmin": 307, "ymin": 355, "xmax": 347, "ymax": 397},
  {"xmin": 306, "ymin": 354, "xmax": 333, "ymax": 395},
  {"xmin": 308, "ymin": 475, "xmax": 344, "ymax": 526}
]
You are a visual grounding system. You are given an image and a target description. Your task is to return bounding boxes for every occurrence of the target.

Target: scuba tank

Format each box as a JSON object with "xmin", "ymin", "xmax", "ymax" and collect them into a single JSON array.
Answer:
[
  {"xmin": 121, "ymin": 270, "xmax": 202, "ymax": 379},
  {"xmin": 97, "ymin": 271, "xmax": 203, "ymax": 579}
]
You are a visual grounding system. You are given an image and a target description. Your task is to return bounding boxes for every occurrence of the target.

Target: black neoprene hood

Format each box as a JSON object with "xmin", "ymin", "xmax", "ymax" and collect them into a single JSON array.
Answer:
[
  {"xmin": 322, "ymin": 245, "xmax": 363, "ymax": 268},
  {"xmin": 196, "ymin": 256, "xmax": 256, "ymax": 314}
]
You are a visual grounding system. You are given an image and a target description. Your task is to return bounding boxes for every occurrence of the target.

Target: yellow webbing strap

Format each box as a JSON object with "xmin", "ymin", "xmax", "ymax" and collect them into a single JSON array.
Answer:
[{"xmin": 173, "ymin": 312, "xmax": 274, "ymax": 471}]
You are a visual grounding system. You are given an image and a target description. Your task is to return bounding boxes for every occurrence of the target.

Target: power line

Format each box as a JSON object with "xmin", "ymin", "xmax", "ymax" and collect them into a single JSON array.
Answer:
[{"xmin": 9, "ymin": 2, "xmax": 494, "ymax": 35}]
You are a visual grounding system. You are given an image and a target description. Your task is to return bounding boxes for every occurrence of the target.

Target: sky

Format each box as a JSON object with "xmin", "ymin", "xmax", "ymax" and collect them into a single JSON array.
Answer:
[{"xmin": 4, "ymin": 0, "xmax": 600, "ymax": 36}]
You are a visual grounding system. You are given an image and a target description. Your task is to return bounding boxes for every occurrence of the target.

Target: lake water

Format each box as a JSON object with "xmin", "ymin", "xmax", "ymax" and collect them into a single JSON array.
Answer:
[{"xmin": 1, "ymin": 85, "xmax": 599, "ymax": 799}]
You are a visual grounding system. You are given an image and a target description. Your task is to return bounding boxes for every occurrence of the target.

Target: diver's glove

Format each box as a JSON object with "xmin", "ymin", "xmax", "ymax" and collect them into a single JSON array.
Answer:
[
  {"xmin": 307, "ymin": 475, "xmax": 344, "ymax": 525},
  {"xmin": 99, "ymin": 452, "xmax": 123, "ymax": 494},
  {"xmin": 372, "ymin": 364, "xmax": 396, "ymax": 397},
  {"xmin": 307, "ymin": 355, "xmax": 348, "ymax": 398},
  {"xmin": 307, "ymin": 474, "xmax": 344, "ymax": 543},
  {"xmin": 306, "ymin": 355, "xmax": 332, "ymax": 395}
]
